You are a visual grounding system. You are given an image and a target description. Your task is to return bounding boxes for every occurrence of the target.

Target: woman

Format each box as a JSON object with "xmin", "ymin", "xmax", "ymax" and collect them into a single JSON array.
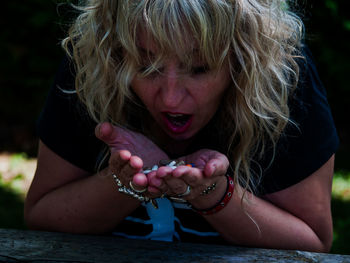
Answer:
[{"xmin": 24, "ymin": 0, "xmax": 339, "ymax": 252}]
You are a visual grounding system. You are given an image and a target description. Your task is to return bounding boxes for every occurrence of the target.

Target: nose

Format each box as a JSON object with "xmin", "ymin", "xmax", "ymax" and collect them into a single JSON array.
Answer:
[{"xmin": 160, "ymin": 64, "xmax": 186, "ymax": 109}]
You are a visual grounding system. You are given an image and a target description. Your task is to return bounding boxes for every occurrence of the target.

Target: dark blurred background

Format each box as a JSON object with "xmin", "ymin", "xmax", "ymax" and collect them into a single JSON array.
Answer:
[
  {"xmin": 0, "ymin": 0, "xmax": 349, "ymax": 254},
  {"xmin": 0, "ymin": 1, "xmax": 74, "ymax": 156},
  {"xmin": 0, "ymin": 0, "xmax": 349, "ymax": 165}
]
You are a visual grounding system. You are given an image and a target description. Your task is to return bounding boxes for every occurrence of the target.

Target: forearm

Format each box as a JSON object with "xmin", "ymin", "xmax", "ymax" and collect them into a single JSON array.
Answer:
[
  {"xmin": 24, "ymin": 169, "xmax": 140, "ymax": 234},
  {"xmin": 202, "ymin": 185, "xmax": 330, "ymax": 252}
]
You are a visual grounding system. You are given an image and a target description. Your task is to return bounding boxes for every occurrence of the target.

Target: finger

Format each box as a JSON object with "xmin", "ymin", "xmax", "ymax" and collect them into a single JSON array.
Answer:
[
  {"xmin": 132, "ymin": 173, "xmax": 148, "ymax": 188},
  {"xmin": 164, "ymin": 166, "xmax": 201, "ymax": 197},
  {"xmin": 119, "ymin": 149, "xmax": 131, "ymax": 161},
  {"xmin": 203, "ymin": 160, "xmax": 216, "ymax": 177},
  {"xmin": 204, "ymin": 155, "xmax": 229, "ymax": 177},
  {"xmin": 114, "ymin": 155, "xmax": 143, "ymax": 186},
  {"xmin": 148, "ymin": 172, "xmax": 162, "ymax": 187},
  {"xmin": 172, "ymin": 165, "xmax": 192, "ymax": 178},
  {"xmin": 156, "ymin": 166, "xmax": 174, "ymax": 179},
  {"xmin": 172, "ymin": 167, "xmax": 221, "ymax": 200},
  {"xmin": 163, "ymin": 176, "xmax": 190, "ymax": 196},
  {"xmin": 133, "ymin": 173, "xmax": 162, "ymax": 198},
  {"xmin": 108, "ymin": 150, "xmax": 131, "ymax": 173},
  {"xmin": 175, "ymin": 167, "xmax": 203, "ymax": 186},
  {"xmin": 148, "ymin": 171, "xmax": 168, "ymax": 194},
  {"xmin": 122, "ymin": 155, "xmax": 143, "ymax": 180},
  {"xmin": 96, "ymin": 123, "xmax": 131, "ymax": 153},
  {"xmin": 147, "ymin": 186, "xmax": 162, "ymax": 195},
  {"xmin": 129, "ymin": 155, "xmax": 143, "ymax": 170},
  {"xmin": 95, "ymin": 122, "xmax": 115, "ymax": 143},
  {"xmin": 155, "ymin": 166, "xmax": 181, "ymax": 193}
]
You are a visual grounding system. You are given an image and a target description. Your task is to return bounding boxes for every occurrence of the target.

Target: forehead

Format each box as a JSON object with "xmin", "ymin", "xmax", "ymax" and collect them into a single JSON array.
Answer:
[{"xmin": 136, "ymin": 29, "xmax": 158, "ymax": 54}]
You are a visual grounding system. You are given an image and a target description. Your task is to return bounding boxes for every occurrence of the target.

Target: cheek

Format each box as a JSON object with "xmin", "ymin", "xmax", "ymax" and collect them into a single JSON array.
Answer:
[
  {"xmin": 210, "ymin": 74, "xmax": 231, "ymax": 105},
  {"xmin": 202, "ymin": 94, "xmax": 223, "ymax": 117},
  {"xmin": 195, "ymin": 80, "xmax": 229, "ymax": 120},
  {"xmin": 198, "ymin": 80, "xmax": 228, "ymax": 109},
  {"xmin": 130, "ymin": 79, "xmax": 154, "ymax": 107}
]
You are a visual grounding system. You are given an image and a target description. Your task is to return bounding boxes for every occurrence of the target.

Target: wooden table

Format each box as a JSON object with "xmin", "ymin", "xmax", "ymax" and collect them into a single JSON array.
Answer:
[{"xmin": 0, "ymin": 228, "xmax": 349, "ymax": 263}]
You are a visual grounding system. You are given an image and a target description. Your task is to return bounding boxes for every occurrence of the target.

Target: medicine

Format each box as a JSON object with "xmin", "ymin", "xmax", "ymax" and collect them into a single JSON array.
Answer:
[{"xmin": 142, "ymin": 160, "xmax": 195, "ymax": 174}]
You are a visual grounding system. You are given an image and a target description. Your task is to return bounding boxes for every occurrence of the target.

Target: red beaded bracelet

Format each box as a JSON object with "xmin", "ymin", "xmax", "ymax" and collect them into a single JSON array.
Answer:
[{"xmin": 192, "ymin": 175, "xmax": 235, "ymax": 216}]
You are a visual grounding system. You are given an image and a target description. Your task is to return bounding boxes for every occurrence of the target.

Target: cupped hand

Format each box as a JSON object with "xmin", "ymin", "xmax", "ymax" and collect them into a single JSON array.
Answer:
[
  {"xmin": 95, "ymin": 122, "xmax": 169, "ymax": 168},
  {"xmin": 95, "ymin": 122, "xmax": 169, "ymax": 197},
  {"xmin": 150, "ymin": 149, "xmax": 230, "ymax": 207},
  {"xmin": 154, "ymin": 165, "xmax": 208, "ymax": 199},
  {"xmin": 106, "ymin": 149, "xmax": 148, "ymax": 192},
  {"xmin": 106, "ymin": 149, "xmax": 165, "ymax": 199},
  {"xmin": 181, "ymin": 149, "xmax": 230, "ymax": 177}
]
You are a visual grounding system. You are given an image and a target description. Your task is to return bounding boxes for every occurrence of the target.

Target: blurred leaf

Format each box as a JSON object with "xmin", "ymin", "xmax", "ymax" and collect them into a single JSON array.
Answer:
[
  {"xmin": 332, "ymin": 174, "xmax": 350, "ymax": 201},
  {"xmin": 325, "ymin": 0, "xmax": 338, "ymax": 15},
  {"xmin": 29, "ymin": 12, "xmax": 53, "ymax": 27},
  {"xmin": 9, "ymin": 153, "xmax": 28, "ymax": 170},
  {"xmin": 0, "ymin": 185, "xmax": 25, "ymax": 229},
  {"xmin": 331, "ymin": 197, "xmax": 350, "ymax": 255},
  {"xmin": 344, "ymin": 20, "xmax": 350, "ymax": 31}
]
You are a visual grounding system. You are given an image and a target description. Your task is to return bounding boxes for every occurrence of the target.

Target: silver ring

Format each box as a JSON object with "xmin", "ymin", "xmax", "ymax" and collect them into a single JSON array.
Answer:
[
  {"xmin": 129, "ymin": 181, "xmax": 147, "ymax": 193},
  {"xmin": 168, "ymin": 196, "xmax": 187, "ymax": 203},
  {"xmin": 176, "ymin": 185, "xmax": 191, "ymax": 197}
]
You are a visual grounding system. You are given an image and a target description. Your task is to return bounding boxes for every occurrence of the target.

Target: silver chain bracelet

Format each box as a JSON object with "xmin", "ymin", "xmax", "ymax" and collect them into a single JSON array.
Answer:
[
  {"xmin": 112, "ymin": 174, "xmax": 150, "ymax": 202},
  {"xmin": 113, "ymin": 174, "xmax": 159, "ymax": 208},
  {"xmin": 112, "ymin": 159, "xmax": 194, "ymax": 209}
]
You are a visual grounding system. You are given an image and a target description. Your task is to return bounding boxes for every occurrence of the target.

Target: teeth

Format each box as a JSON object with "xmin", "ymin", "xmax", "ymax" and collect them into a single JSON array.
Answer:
[
  {"xmin": 164, "ymin": 113, "xmax": 190, "ymax": 128},
  {"xmin": 167, "ymin": 113, "xmax": 184, "ymax": 117}
]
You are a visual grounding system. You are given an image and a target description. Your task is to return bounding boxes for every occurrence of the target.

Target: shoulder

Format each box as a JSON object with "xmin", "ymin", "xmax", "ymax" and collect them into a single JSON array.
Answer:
[
  {"xmin": 253, "ymin": 45, "xmax": 339, "ymax": 195},
  {"xmin": 36, "ymin": 55, "xmax": 104, "ymax": 173}
]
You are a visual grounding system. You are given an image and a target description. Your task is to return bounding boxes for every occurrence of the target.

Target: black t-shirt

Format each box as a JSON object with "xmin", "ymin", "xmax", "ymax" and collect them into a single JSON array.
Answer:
[{"xmin": 37, "ymin": 46, "xmax": 339, "ymax": 244}]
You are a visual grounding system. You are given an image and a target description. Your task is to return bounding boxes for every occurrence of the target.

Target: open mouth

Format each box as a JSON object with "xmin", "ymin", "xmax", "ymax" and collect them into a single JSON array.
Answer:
[
  {"xmin": 166, "ymin": 113, "xmax": 191, "ymax": 127},
  {"xmin": 162, "ymin": 112, "xmax": 193, "ymax": 133}
]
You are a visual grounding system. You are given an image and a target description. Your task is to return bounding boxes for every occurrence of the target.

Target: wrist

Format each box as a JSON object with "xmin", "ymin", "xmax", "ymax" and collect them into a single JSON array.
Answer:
[{"xmin": 191, "ymin": 175, "xmax": 235, "ymax": 215}]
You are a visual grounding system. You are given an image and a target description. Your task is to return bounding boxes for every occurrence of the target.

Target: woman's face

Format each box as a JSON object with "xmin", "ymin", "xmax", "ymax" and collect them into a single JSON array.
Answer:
[{"xmin": 131, "ymin": 31, "xmax": 231, "ymax": 141}]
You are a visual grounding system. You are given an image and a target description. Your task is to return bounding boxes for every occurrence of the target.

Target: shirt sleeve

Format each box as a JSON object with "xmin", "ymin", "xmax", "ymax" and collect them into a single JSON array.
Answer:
[
  {"xmin": 36, "ymin": 56, "xmax": 105, "ymax": 173},
  {"xmin": 255, "ymin": 46, "xmax": 340, "ymax": 195}
]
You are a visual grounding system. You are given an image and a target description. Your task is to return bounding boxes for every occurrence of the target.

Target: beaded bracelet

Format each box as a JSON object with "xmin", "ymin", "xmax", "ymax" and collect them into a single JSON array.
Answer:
[{"xmin": 191, "ymin": 175, "xmax": 234, "ymax": 216}]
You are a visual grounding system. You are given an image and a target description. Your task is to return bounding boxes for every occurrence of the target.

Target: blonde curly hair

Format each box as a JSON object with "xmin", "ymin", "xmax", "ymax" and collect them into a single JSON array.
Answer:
[{"xmin": 62, "ymin": 0, "xmax": 304, "ymax": 193}]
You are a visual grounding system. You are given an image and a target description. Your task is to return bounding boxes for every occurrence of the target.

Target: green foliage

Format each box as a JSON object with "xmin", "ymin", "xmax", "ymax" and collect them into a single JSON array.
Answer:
[
  {"xmin": 0, "ymin": 176, "xmax": 25, "ymax": 229},
  {"xmin": 9, "ymin": 153, "xmax": 28, "ymax": 167},
  {"xmin": 332, "ymin": 198, "xmax": 350, "ymax": 255},
  {"xmin": 332, "ymin": 172, "xmax": 350, "ymax": 201},
  {"xmin": 331, "ymin": 172, "xmax": 350, "ymax": 255},
  {"xmin": 325, "ymin": 0, "xmax": 338, "ymax": 14}
]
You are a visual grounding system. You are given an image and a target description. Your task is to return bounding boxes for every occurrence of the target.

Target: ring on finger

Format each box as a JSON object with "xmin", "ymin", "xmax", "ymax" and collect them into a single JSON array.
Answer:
[
  {"xmin": 129, "ymin": 181, "xmax": 147, "ymax": 193},
  {"xmin": 176, "ymin": 185, "xmax": 191, "ymax": 198},
  {"xmin": 168, "ymin": 196, "xmax": 187, "ymax": 203}
]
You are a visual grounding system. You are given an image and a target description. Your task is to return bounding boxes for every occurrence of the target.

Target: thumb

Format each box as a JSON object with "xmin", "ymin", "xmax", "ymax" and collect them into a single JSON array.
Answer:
[{"xmin": 95, "ymin": 122, "xmax": 119, "ymax": 146}]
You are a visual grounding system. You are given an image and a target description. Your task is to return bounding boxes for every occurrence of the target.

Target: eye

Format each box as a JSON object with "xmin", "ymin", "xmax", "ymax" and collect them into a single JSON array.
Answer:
[{"xmin": 191, "ymin": 65, "xmax": 209, "ymax": 75}]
